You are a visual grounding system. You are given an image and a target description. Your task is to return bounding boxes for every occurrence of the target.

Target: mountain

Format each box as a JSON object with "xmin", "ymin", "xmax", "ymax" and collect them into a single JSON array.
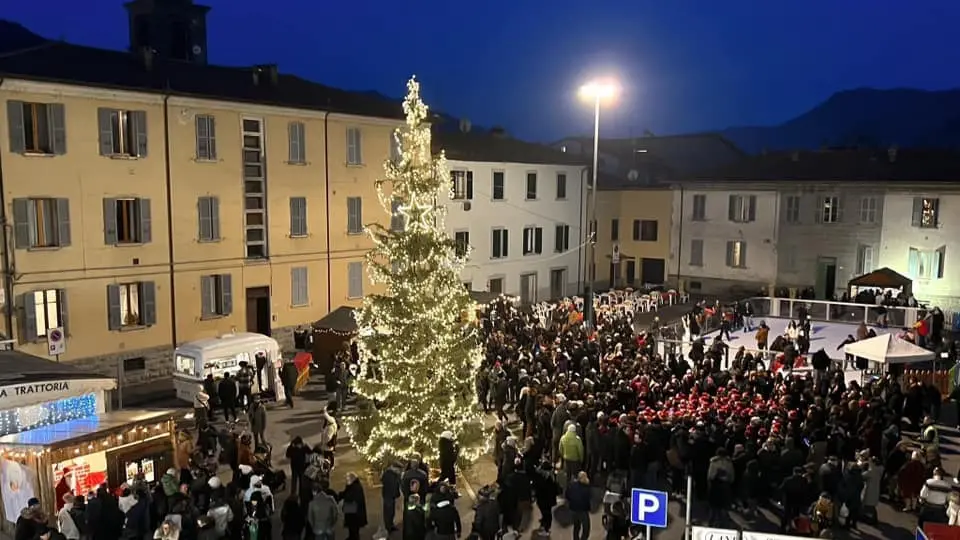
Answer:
[
  {"xmin": 0, "ymin": 20, "xmax": 48, "ymax": 52},
  {"xmin": 720, "ymin": 88, "xmax": 960, "ymax": 154}
]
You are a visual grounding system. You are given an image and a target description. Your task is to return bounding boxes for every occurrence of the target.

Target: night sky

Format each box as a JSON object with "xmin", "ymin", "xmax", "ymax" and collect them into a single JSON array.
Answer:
[{"xmin": 5, "ymin": 0, "xmax": 960, "ymax": 142}]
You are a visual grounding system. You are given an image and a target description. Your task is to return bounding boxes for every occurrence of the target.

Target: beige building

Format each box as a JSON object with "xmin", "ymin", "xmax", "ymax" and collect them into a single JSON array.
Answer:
[{"xmin": 0, "ymin": 0, "xmax": 401, "ymax": 385}]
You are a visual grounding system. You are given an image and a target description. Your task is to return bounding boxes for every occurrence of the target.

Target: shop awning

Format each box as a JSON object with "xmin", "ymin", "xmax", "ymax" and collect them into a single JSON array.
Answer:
[
  {"xmin": 0, "ymin": 350, "xmax": 116, "ymax": 409},
  {"xmin": 848, "ymin": 267, "xmax": 912, "ymax": 291},
  {"xmin": 0, "ymin": 410, "xmax": 171, "ymax": 448}
]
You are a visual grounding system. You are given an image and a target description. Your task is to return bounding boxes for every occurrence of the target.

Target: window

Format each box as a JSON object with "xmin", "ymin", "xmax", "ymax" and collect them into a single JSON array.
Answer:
[
  {"xmin": 347, "ymin": 197, "xmax": 363, "ymax": 234},
  {"xmin": 195, "ymin": 114, "xmax": 217, "ymax": 160},
  {"xmin": 197, "ymin": 196, "xmax": 220, "ymax": 242},
  {"xmin": 908, "ymin": 246, "xmax": 946, "ymax": 280},
  {"xmin": 6, "ymin": 101, "xmax": 66, "ymax": 155},
  {"xmin": 785, "ymin": 195, "xmax": 801, "ymax": 224},
  {"xmin": 12, "ymin": 198, "xmax": 71, "ymax": 249},
  {"xmin": 288, "ymin": 121, "xmax": 306, "ymax": 164},
  {"xmin": 107, "ymin": 282, "xmax": 157, "ymax": 329},
  {"xmin": 725, "ymin": 240, "xmax": 747, "ymax": 268},
  {"xmin": 818, "ymin": 195, "xmax": 842, "ymax": 224},
  {"xmin": 346, "ymin": 127, "xmax": 362, "ymax": 165},
  {"xmin": 454, "ymin": 231, "xmax": 470, "ymax": 257},
  {"xmin": 462, "ymin": 282, "xmax": 472, "ymax": 291},
  {"xmin": 242, "ymin": 118, "xmax": 266, "ymax": 258},
  {"xmin": 291, "ymin": 267, "xmax": 309, "ymax": 306},
  {"xmin": 200, "ymin": 274, "xmax": 232, "ymax": 318},
  {"xmin": 492, "ymin": 228, "xmax": 509, "ymax": 259},
  {"xmin": 451, "ymin": 171, "xmax": 474, "ymax": 200},
  {"xmin": 522, "ymin": 226, "xmax": 543, "ymax": 255},
  {"xmin": 390, "ymin": 131, "xmax": 401, "ymax": 162},
  {"xmin": 290, "ymin": 197, "xmax": 308, "ymax": 237},
  {"xmin": 556, "ymin": 173, "xmax": 567, "ymax": 199},
  {"xmin": 347, "ymin": 262, "xmax": 364, "ymax": 298},
  {"xmin": 912, "ymin": 197, "xmax": 940, "ymax": 229},
  {"xmin": 103, "ymin": 198, "xmax": 151, "ymax": 245},
  {"xmin": 390, "ymin": 199, "xmax": 404, "ymax": 232},
  {"xmin": 21, "ymin": 289, "xmax": 66, "ymax": 341},
  {"xmin": 728, "ymin": 195, "xmax": 757, "ymax": 223},
  {"xmin": 691, "ymin": 194, "xmax": 706, "ymax": 221},
  {"xmin": 550, "ymin": 268, "xmax": 567, "ymax": 299},
  {"xmin": 859, "ymin": 196, "xmax": 878, "ymax": 224},
  {"xmin": 525, "ymin": 172, "xmax": 537, "ymax": 199},
  {"xmin": 554, "ymin": 224, "xmax": 570, "ymax": 253},
  {"xmin": 492, "ymin": 171, "xmax": 505, "ymax": 200},
  {"xmin": 610, "ymin": 219, "xmax": 619, "ymax": 241},
  {"xmin": 689, "ymin": 239, "xmax": 704, "ymax": 266},
  {"xmin": 639, "ymin": 220, "xmax": 658, "ymax": 241},
  {"xmin": 488, "ymin": 277, "xmax": 504, "ymax": 294},
  {"xmin": 97, "ymin": 108, "xmax": 147, "ymax": 157},
  {"xmin": 856, "ymin": 245, "xmax": 875, "ymax": 275}
]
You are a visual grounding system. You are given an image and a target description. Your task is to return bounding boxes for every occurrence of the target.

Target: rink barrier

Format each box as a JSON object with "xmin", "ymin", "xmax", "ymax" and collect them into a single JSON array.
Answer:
[{"xmin": 747, "ymin": 296, "xmax": 924, "ymax": 329}]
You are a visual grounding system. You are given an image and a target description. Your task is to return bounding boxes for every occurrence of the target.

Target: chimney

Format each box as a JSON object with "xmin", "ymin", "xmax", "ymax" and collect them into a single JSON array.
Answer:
[
  {"xmin": 458, "ymin": 118, "xmax": 471, "ymax": 133},
  {"xmin": 139, "ymin": 47, "xmax": 155, "ymax": 71},
  {"xmin": 791, "ymin": 151, "xmax": 800, "ymax": 162},
  {"xmin": 253, "ymin": 64, "xmax": 279, "ymax": 86},
  {"xmin": 490, "ymin": 126, "xmax": 507, "ymax": 138},
  {"xmin": 888, "ymin": 145, "xmax": 898, "ymax": 163}
]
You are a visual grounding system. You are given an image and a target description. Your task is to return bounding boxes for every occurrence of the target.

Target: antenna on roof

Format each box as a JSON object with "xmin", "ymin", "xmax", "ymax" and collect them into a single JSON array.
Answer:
[{"xmin": 459, "ymin": 118, "xmax": 471, "ymax": 133}]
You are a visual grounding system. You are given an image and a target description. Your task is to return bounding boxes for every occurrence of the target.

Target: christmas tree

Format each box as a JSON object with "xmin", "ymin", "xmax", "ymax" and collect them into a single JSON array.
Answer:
[{"xmin": 347, "ymin": 77, "xmax": 486, "ymax": 468}]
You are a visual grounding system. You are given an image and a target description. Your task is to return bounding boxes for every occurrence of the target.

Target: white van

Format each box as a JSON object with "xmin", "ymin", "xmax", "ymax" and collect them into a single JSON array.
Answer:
[{"xmin": 173, "ymin": 332, "xmax": 285, "ymax": 404}]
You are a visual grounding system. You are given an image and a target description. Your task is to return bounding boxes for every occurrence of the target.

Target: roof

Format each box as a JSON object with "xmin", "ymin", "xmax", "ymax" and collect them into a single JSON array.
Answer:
[
  {"xmin": 435, "ymin": 130, "xmax": 588, "ymax": 166},
  {"xmin": 0, "ymin": 37, "xmax": 403, "ymax": 120},
  {"xmin": 842, "ymin": 333, "xmax": 934, "ymax": 364},
  {"xmin": 684, "ymin": 148, "xmax": 960, "ymax": 183},
  {"xmin": 0, "ymin": 409, "xmax": 171, "ymax": 447},
  {"xmin": 0, "ymin": 350, "xmax": 114, "ymax": 386},
  {"xmin": 176, "ymin": 332, "xmax": 279, "ymax": 355},
  {"xmin": 848, "ymin": 267, "xmax": 912, "ymax": 289},
  {"xmin": 313, "ymin": 306, "xmax": 358, "ymax": 334}
]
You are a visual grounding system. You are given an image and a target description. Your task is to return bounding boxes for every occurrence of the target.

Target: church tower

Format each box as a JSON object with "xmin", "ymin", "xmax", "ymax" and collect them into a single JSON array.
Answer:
[{"xmin": 124, "ymin": 0, "xmax": 211, "ymax": 64}]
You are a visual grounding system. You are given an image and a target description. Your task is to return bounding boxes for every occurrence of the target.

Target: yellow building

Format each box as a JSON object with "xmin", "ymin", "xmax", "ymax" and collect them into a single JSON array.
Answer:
[
  {"xmin": 592, "ymin": 186, "xmax": 674, "ymax": 289},
  {"xmin": 0, "ymin": 0, "xmax": 401, "ymax": 384}
]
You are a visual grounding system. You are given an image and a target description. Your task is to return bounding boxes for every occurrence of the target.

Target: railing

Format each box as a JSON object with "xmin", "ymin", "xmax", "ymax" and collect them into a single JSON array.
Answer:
[
  {"xmin": 746, "ymin": 297, "xmax": 921, "ymax": 329},
  {"xmin": 0, "ymin": 339, "xmax": 14, "ymax": 351}
]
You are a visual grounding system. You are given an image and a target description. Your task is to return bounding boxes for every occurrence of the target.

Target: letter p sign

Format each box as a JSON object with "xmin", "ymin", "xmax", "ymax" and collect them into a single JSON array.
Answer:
[{"xmin": 630, "ymin": 488, "xmax": 668, "ymax": 528}]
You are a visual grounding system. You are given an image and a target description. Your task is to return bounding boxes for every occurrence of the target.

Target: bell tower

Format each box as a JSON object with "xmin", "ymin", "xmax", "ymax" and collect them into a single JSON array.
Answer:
[{"xmin": 124, "ymin": 0, "xmax": 211, "ymax": 64}]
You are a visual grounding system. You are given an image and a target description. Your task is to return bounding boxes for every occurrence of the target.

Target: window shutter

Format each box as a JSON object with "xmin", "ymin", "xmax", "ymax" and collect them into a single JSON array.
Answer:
[
  {"xmin": 815, "ymin": 197, "xmax": 823, "ymax": 223},
  {"xmin": 207, "ymin": 117, "xmax": 217, "ymax": 159},
  {"xmin": 740, "ymin": 243, "xmax": 747, "ymax": 267},
  {"xmin": 289, "ymin": 122, "xmax": 305, "ymax": 163},
  {"xmin": 57, "ymin": 289, "xmax": 69, "ymax": 334},
  {"xmin": 911, "ymin": 198, "xmax": 923, "ymax": 227},
  {"xmin": 836, "ymin": 196, "xmax": 845, "ymax": 222},
  {"xmin": 141, "ymin": 281, "xmax": 157, "ymax": 325},
  {"xmin": 139, "ymin": 198, "xmax": 152, "ymax": 243},
  {"xmin": 56, "ymin": 198, "xmax": 71, "ymax": 246},
  {"xmin": 534, "ymin": 227, "xmax": 543, "ymax": 254},
  {"xmin": 725, "ymin": 241, "xmax": 734, "ymax": 267},
  {"xmin": 20, "ymin": 293, "xmax": 37, "ymax": 342},
  {"xmin": 103, "ymin": 198, "xmax": 118, "ymax": 244},
  {"xmin": 502, "ymin": 230, "xmax": 509, "ymax": 257},
  {"xmin": 728, "ymin": 195, "xmax": 736, "ymax": 221},
  {"xmin": 132, "ymin": 110, "xmax": 148, "ymax": 157},
  {"xmin": 7, "ymin": 101, "xmax": 25, "ymax": 153},
  {"xmin": 554, "ymin": 226, "xmax": 563, "ymax": 252},
  {"xmin": 220, "ymin": 274, "xmax": 233, "ymax": 315},
  {"xmin": 856, "ymin": 247, "xmax": 865, "ymax": 274},
  {"xmin": 290, "ymin": 197, "xmax": 307, "ymax": 236},
  {"xmin": 907, "ymin": 249, "xmax": 920, "ymax": 278},
  {"xmin": 106, "ymin": 284, "xmax": 122, "ymax": 330},
  {"xmin": 292, "ymin": 267, "xmax": 308, "ymax": 305},
  {"xmin": 210, "ymin": 197, "xmax": 221, "ymax": 240},
  {"xmin": 48, "ymin": 103, "xmax": 67, "ymax": 155},
  {"xmin": 200, "ymin": 276, "xmax": 214, "ymax": 317},
  {"xmin": 933, "ymin": 249, "xmax": 943, "ymax": 279},
  {"xmin": 348, "ymin": 263, "xmax": 363, "ymax": 298},
  {"xmin": 492, "ymin": 230, "xmax": 500, "ymax": 258},
  {"xmin": 195, "ymin": 116, "xmax": 208, "ymax": 159},
  {"xmin": 563, "ymin": 226, "xmax": 569, "ymax": 250},
  {"xmin": 748, "ymin": 195, "xmax": 757, "ymax": 221},
  {"xmin": 466, "ymin": 172, "xmax": 474, "ymax": 200},
  {"xmin": 97, "ymin": 108, "xmax": 115, "ymax": 155},
  {"xmin": 12, "ymin": 199, "xmax": 31, "ymax": 249},
  {"xmin": 198, "ymin": 197, "xmax": 211, "ymax": 240}
]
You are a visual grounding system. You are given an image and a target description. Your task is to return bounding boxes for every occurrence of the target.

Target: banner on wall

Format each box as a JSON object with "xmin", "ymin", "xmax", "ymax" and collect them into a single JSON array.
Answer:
[
  {"xmin": 1, "ymin": 458, "xmax": 38, "ymax": 523},
  {"xmin": 691, "ymin": 526, "xmax": 739, "ymax": 540},
  {"xmin": 54, "ymin": 452, "xmax": 108, "ymax": 500}
]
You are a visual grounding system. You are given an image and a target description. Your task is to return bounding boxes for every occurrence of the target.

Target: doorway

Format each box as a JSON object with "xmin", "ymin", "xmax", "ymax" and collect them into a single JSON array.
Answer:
[
  {"xmin": 549, "ymin": 268, "xmax": 566, "ymax": 299},
  {"xmin": 640, "ymin": 258, "xmax": 666, "ymax": 285},
  {"xmin": 519, "ymin": 273, "xmax": 538, "ymax": 304},
  {"xmin": 625, "ymin": 260, "xmax": 636, "ymax": 287},
  {"xmin": 815, "ymin": 257, "xmax": 837, "ymax": 299},
  {"xmin": 246, "ymin": 287, "xmax": 271, "ymax": 335}
]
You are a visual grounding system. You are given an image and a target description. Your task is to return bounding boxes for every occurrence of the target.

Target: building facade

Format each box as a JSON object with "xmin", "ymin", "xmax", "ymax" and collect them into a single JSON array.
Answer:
[
  {"xmin": 0, "ymin": 0, "xmax": 402, "ymax": 384},
  {"xmin": 437, "ymin": 130, "xmax": 587, "ymax": 303},
  {"xmin": 593, "ymin": 188, "xmax": 673, "ymax": 290}
]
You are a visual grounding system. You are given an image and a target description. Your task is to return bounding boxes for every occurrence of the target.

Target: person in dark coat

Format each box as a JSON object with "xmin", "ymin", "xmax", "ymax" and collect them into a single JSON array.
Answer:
[
  {"xmin": 203, "ymin": 374, "xmax": 219, "ymax": 421},
  {"xmin": 471, "ymin": 487, "xmax": 500, "ymax": 540},
  {"xmin": 217, "ymin": 374, "xmax": 238, "ymax": 422},
  {"xmin": 15, "ymin": 499, "xmax": 44, "ymax": 540},
  {"xmin": 339, "ymin": 473, "xmax": 367, "ymax": 540},
  {"xmin": 428, "ymin": 485, "xmax": 462, "ymax": 540},
  {"xmin": 285, "ymin": 437, "xmax": 309, "ymax": 497},
  {"xmin": 280, "ymin": 496, "xmax": 306, "ymax": 540},
  {"xmin": 38, "ymin": 525, "xmax": 67, "ymax": 540},
  {"xmin": 280, "ymin": 361, "xmax": 299, "ymax": 408},
  {"xmin": 438, "ymin": 431, "xmax": 458, "ymax": 485},
  {"xmin": 381, "ymin": 462, "xmax": 402, "ymax": 532},
  {"xmin": 532, "ymin": 460, "xmax": 558, "ymax": 534},
  {"xmin": 402, "ymin": 495, "xmax": 426, "ymax": 540}
]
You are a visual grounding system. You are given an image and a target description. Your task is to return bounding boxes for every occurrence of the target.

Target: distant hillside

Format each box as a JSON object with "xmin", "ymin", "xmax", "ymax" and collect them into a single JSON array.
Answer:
[
  {"xmin": 0, "ymin": 20, "xmax": 47, "ymax": 52},
  {"xmin": 721, "ymin": 88, "xmax": 960, "ymax": 154}
]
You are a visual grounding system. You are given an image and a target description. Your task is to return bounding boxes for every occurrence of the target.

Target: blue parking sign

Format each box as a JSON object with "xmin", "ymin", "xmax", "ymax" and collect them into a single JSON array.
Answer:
[
  {"xmin": 917, "ymin": 527, "xmax": 929, "ymax": 540},
  {"xmin": 630, "ymin": 488, "xmax": 669, "ymax": 528}
]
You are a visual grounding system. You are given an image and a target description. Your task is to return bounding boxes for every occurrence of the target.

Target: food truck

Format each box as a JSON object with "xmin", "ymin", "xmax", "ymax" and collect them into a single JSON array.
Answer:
[{"xmin": 172, "ymin": 332, "xmax": 284, "ymax": 404}]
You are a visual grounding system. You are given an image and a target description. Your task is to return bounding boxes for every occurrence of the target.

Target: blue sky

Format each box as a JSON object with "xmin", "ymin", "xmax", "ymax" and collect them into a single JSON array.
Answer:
[{"xmin": 4, "ymin": 0, "xmax": 960, "ymax": 141}]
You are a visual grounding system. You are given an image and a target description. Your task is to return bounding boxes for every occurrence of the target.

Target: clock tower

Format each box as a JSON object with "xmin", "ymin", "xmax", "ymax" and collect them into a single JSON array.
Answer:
[{"xmin": 124, "ymin": 0, "xmax": 211, "ymax": 65}]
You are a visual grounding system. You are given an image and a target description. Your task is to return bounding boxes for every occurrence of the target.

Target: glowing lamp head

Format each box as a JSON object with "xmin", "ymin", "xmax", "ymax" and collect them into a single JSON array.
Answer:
[{"xmin": 579, "ymin": 80, "xmax": 619, "ymax": 101}]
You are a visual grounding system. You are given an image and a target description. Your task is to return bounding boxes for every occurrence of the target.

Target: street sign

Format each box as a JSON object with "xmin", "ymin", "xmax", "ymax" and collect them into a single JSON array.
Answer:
[
  {"xmin": 691, "ymin": 526, "xmax": 738, "ymax": 540},
  {"xmin": 612, "ymin": 243, "xmax": 620, "ymax": 264},
  {"xmin": 47, "ymin": 327, "xmax": 66, "ymax": 356},
  {"xmin": 917, "ymin": 527, "xmax": 929, "ymax": 540},
  {"xmin": 629, "ymin": 488, "xmax": 668, "ymax": 528}
]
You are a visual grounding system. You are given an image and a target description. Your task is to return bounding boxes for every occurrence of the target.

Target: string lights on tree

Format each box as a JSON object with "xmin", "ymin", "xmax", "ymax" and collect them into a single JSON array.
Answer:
[{"xmin": 346, "ymin": 77, "xmax": 486, "ymax": 468}]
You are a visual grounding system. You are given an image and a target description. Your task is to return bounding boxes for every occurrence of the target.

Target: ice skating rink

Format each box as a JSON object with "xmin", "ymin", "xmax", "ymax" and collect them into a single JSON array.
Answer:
[{"xmin": 699, "ymin": 317, "xmax": 893, "ymax": 360}]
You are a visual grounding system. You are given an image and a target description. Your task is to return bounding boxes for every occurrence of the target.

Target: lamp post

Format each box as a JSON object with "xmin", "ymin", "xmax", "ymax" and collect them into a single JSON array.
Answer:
[{"xmin": 578, "ymin": 80, "xmax": 618, "ymax": 328}]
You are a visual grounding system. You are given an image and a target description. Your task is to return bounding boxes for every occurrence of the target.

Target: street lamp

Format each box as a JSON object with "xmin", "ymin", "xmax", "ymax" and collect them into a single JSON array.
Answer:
[{"xmin": 579, "ymin": 79, "xmax": 618, "ymax": 328}]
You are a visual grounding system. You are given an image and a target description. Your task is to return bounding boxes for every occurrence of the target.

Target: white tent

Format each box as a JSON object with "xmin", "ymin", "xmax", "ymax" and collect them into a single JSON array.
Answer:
[{"xmin": 843, "ymin": 333, "xmax": 935, "ymax": 364}]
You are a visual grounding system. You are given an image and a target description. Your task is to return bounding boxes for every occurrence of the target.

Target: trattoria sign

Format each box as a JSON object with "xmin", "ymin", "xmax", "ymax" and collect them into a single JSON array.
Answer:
[
  {"xmin": 0, "ymin": 379, "xmax": 116, "ymax": 409},
  {"xmin": 0, "ymin": 381, "xmax": 71, "ymax": 398}
]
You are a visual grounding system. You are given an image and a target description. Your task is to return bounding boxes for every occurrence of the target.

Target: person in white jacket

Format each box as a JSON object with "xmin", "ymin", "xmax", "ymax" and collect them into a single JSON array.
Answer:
[
  {"xmin": 320, "ymin": 411, "xmax": 339, "ymax": 468},
  {"xmin": 57, "ymin": 494, "xmax": 81, "ymax": 540}
]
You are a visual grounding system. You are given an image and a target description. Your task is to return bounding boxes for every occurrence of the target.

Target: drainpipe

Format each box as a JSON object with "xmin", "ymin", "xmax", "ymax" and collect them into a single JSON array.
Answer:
[
  {"xmin": 323, "ymin": 112, "xmax": 332, "ymax": 312},
  {"xmin": 0, "ymin": 78, "xmax": 14, "ymax": 341},
  {"xmin": 161, "ymin": 94, "xmax": 178, "ymax": 347},
  {"xmin": 577, "ymin": 167, "xmax": 586, "ymax": 294}
]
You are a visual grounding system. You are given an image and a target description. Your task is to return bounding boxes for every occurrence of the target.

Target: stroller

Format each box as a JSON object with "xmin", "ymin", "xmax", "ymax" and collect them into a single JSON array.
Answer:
[{"xmin": 252, "ymin": 442, "xmax": 286, "ymax": 492}]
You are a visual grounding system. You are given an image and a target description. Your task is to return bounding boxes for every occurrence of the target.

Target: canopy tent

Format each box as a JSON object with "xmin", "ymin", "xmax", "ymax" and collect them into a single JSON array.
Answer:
[
  {"xmin": 469, "ymin": 290, "xmax": 504, "ymax": 306},
  {"xmin": 843, "ymin": 333, "xmax": 934, "ymax": 364},
  {"xmin": 313, "ymin": 306, "xmax": 358, "ymax": 336},
  {"xmin": 848, "ymin": 267, "xmax": 912, "ymax": 296}
]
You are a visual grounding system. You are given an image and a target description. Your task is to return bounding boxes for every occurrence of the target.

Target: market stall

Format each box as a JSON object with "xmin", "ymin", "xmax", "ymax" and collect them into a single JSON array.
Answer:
[
  {"xmin": 312, "ymin": 306, "xmax": 359, "ymax": 385},
  {"xmin": 847, "ymin": 267, "xmax": 913, "ymax": 298}
]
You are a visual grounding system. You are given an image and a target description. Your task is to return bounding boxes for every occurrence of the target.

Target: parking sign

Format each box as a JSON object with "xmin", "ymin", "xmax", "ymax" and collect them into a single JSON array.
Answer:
[{"xmin": 629, "ymin": 488, "xmax": 668, "ymax": 528}]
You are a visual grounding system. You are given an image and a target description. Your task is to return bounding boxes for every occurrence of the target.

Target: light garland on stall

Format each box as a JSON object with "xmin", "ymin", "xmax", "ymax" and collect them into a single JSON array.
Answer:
[
  {"xmin": 346, "ymin": 77, "xmax": 487, "ymax": 468},
  {"xmin": 0, "ymin": 420, "xmax": 172, "ymax": 464},
  {"xmin": 0, "ymin": 393, "xmax": 98, "ymax": 438}
]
